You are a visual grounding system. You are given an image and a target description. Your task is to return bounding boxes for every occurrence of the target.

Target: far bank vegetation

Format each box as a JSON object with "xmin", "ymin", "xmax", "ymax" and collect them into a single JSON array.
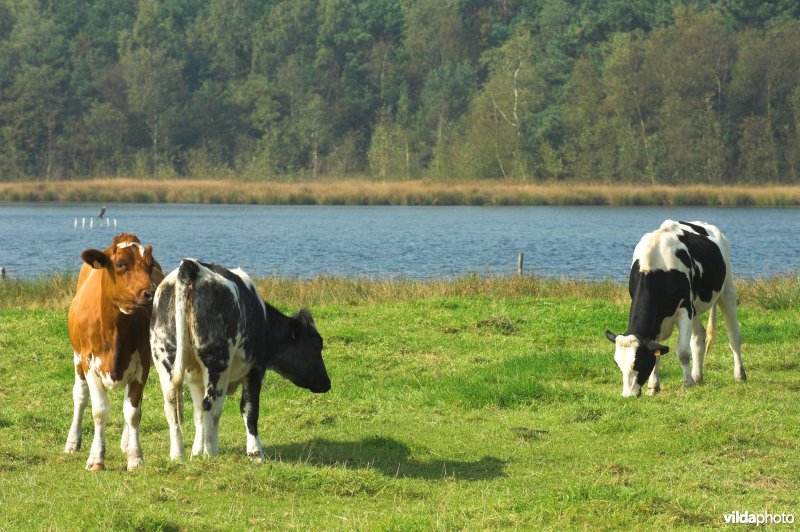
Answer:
[{"xmin": 1, "ymin": 3, "xmax": 800, "ymax": 185}]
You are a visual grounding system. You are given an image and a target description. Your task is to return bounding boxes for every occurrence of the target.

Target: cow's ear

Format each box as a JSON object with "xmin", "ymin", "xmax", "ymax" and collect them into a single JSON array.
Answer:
[
  {"xmin": 143, "ymin": 244, "xmax": 153, "ymax": 257},
  {"xmin": 646, "ymin": 340, "xmax": 669, "ymax": 357},
  {"xmin": 151, "ymin": 263, "xmax": 165, "ymax": 286},
  {"xmin": 289, "ymin": 318, "xmax": 301, "ymax": 340},
  {"xmin": 81, "ymin": 249, "xmax": 110, "ymax": 269},
  {"xmin": 605, "ymin": 330, "xmax": 618, "ymax": 344}
]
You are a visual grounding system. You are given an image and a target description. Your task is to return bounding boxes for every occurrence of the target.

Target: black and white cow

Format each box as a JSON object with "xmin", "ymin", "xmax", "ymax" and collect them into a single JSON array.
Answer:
[
  {"xmin": 150, "ymin": 259, "xmax": 330, "ymax": 460},
  {"xmin": 605, "ymin": 220, "xmax": 745, "ymax": 397}
]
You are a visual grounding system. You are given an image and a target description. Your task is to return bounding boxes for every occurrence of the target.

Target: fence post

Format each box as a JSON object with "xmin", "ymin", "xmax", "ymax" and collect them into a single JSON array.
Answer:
[{"xmin": 517, "ymin": 253, "xmax": 524, "ymax": 278}]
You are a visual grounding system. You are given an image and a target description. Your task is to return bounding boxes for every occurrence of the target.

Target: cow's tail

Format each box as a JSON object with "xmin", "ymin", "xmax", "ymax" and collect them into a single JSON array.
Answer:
[
  {"xmin": 704, "ymin": 302, "xmax": 717, "ymax": 359},
  {"xmin": 172, "ymin": 259, "xmax": 200, "ymax": 427}
]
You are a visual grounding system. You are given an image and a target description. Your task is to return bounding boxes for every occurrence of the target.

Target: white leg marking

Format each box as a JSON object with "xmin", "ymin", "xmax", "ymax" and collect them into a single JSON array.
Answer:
[
  {"xmin": 675, "ymin": 314, "xmax": 694, "ymax": 387},
  {"xmin": 691, "ymin": 316, "xmax": 707, "ymax": 383},
  {"xmin": 244, "ymin": 417, "xmax": 265, "ymax": 462},
  {"xmin": 85, "ymin": 371, "xmax": 109, "ymax": 470},
  {"xmin": 121, "ymin": 424, "xmax": 129, "ymax": 455},
  {"xmin": 120, "ymin": 386, "xmax": 131, "ymax": 456},
  {"xmin": 188, "ymin": 378, "xmax": 206, "ymax": 458},
  {"xmin": 201, "ymin": 376, "xmax": 228, "ymax": 457},
  {"xmin": 155, "ymin": 361, "xmax": 185, "ymax": 460},
  {"xmin": 646, "ymin": 357, "xmax": 661, "ymax": 396},
  {"xmin": 65, "ymin": 367, "xmax": 89, "ymax": 453},
  {"xmin": 202, "ymin": 395, "xmax": 225, "ymax": 457},
  {"xmin": 718, "ymin": 287, "xmax": 746, "ymax": 381},
  {"xmin": 196, "ymin": 366, "xmax": 230, "ymax": 457},
  {"xmin": 122, "ymin": 388, "xmax": 143, "ymax": 470}
]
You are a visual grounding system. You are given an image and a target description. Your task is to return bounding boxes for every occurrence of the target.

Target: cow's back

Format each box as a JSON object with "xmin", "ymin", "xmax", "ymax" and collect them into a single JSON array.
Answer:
[
  {"xmin": 633, "ymin": 220, "xmax": 728, "ymax": 277},
  {"xmin": 628, "ymin": 220, "xmax": 728, "ymax": 334},
  {"xmin": 151, "ymin": 261, "xmax": 268, "ymax": 372}
]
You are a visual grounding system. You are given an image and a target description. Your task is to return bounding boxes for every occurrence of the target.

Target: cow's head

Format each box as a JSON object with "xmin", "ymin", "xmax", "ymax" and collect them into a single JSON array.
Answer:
[
  {"xmin": 81, "ymin": 233, "xmax": 157, "ymax": 315},
  {"xmin": 271, "ymin": 310, "xmax": 331, "ymax": 393},
  {"xmin": 605, "ymin": 330, "xmax": 668, "ymax": 397}
]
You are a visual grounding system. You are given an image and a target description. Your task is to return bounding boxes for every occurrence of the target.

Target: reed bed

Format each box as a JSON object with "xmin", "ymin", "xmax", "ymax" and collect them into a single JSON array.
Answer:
[
  {"xmin": 3, "ymin": 272, "xmax": 797, "ymax": 311},
  {"xmin": 3, "ymin": 178, "xmax": 800, "ymax": 206}
]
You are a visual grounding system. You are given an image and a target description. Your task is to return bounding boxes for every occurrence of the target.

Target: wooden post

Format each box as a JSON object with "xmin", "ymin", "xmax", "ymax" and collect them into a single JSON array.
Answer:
[
  {"xmin": 1, "ymin": 267, "xmax": 6, "ymax": 279},
  {"xmin": 517, "ymin": 253, "xmax": 523, "ymax": 278}
]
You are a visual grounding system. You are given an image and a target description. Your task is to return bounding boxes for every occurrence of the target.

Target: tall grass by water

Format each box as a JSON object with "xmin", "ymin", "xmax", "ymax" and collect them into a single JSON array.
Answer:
[
  {"xmin": 3, "ymin": 272, "xmax": 797, "ymax": 311},
  {"xmin": 3, "ymin": 178, "xmax": 800, "ymax": 206},
  {"xmin": 1, "ymin": 273, "xmax": 798, "ymax": 528}
]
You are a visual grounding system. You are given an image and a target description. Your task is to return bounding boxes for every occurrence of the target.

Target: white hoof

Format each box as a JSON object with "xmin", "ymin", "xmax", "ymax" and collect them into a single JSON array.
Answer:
[
  {"xmin": 86, "ymin": 461, "xmax": 105, "ymax": 471},
  {"xmin": 248, "ymin": 451, "xmax": 265, "ymax": 463}
]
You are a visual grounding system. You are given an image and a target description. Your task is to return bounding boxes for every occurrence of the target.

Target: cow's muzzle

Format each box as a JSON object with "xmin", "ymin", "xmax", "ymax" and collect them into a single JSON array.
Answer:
[{"xmin": 311, "ymin": 381, "xmax": 331, "ymax": 393}]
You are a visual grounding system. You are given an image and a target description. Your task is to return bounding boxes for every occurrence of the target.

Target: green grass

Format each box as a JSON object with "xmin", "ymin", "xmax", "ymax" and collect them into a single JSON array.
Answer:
[{"xmin": 1, "ymin": 277, "xmax": 799, "ymax": 529}]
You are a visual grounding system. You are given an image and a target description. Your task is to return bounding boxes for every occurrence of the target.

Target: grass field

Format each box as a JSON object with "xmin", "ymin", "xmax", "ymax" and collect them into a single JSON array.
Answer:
[
  {"xmin": 4, "ymin": 178, "xmax": 800, "ymax": 207},
  {"xmin": 1, "ymin": 275, "xmax": 798, "ymax": 529}
]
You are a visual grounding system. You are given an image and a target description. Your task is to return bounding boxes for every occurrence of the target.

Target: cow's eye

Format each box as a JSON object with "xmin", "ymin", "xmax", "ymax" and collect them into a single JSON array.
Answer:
[{"xmin": 115, "ymin": 261, "xmax": 126, "ymax": 271}]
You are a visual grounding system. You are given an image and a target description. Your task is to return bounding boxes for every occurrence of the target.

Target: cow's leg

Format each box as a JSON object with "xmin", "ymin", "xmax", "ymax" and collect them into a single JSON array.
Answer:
[
  {"xmin": 120, "ymin": 390, "xmax": 130, "ymax": 455},
  {"xmin": 187, "ymin": 375, "xmax": 206, "ymax": 458},
  {"xmin": 200, "ymin": 370, "xmax": 229, "ymax": 457},
  {"xmin": 155, "ymin": 361, "xmax": 185, "ymax": 460},
  {"xmin": 84, "ymin": 371, "xmax": 109, "ymax": 471},
  {"xmin": 676, "ymin": 314, "xmax": 694, "ymax": 387},
  {"xmin": 240, "ymin": 372, "xmax": 265, "ymax": 462},
  {"xmin": 691, "ymin": 316, "xmax": 707, "ymax": 383},
  {"xmin": 718, "ymin": 287, "xmax": 746, "ymax": 381},
  {"xmin": 65, "ymin": 357, "xmax": 89, "ymax": 453},
  {"xmin": 646, "ymin": 357, "xmax": 661, "ymax": 396},
  {"xmin": 120, "ymin": 423, "xmax": 129, "ymax": 456},
  {"xmin": 122, "ymin": 380, "xmax": 145, "ymax": 470}
]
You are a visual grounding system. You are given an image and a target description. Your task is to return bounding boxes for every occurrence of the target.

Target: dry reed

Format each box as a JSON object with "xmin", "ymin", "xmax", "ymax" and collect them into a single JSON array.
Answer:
[{"xmin": 3, "ymin": 179, "xmax": 800, "ymax": 206}]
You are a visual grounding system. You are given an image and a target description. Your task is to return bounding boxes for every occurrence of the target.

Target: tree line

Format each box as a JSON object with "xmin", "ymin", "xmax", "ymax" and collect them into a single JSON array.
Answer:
[{"xmin": 1, "ymin": 0, "xmax": 800, "ymax": 183}]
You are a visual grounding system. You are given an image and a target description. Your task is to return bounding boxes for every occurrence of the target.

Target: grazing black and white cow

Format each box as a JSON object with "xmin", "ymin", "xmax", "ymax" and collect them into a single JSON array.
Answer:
[
  {"xmin": 605, "ymin": 220, "xmax": 745, "ymax": 397},
  {"xmin": 150, "ymin": 259, "xmax": 331, "ymax": 460}
]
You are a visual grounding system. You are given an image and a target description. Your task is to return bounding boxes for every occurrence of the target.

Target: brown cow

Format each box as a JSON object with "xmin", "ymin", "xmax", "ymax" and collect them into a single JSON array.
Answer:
[{"xmin": 64, "ymin": 233, "xmax": 162, "ymax": 471}]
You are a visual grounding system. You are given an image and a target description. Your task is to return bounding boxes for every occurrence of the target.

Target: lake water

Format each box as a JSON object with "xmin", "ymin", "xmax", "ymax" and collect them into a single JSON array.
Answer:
[{"xmin": 1, "ymin": 204, "xmax": 798, "ymax": 280}]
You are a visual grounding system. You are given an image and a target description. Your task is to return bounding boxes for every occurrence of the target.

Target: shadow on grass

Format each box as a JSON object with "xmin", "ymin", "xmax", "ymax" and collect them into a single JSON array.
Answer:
[
  {"xmin": 267, "ymin": 436, "xmax": 506, "ymax": 481},
  {"xmin": 0, "ymin": 451, "xmax": 45, "ymax": 472}
]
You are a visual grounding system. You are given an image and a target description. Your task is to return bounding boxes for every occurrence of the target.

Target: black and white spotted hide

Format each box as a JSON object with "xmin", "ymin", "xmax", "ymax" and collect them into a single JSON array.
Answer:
[
  {"xmin": 150, "ymin": 259, "xmax": 330, "ymax": 460},
  {"xmin": 605, "ymin": 220, "xmax": 745, "ymax": 397}
]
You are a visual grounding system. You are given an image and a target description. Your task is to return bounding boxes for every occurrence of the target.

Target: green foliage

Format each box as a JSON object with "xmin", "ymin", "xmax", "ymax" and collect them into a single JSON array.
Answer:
[{"xmin": 2, "ymin": 1, "xmax": 800, "ymax": 182}]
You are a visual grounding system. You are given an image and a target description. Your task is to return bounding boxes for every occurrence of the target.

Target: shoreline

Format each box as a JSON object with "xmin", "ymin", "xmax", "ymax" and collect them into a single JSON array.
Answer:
[{"xmin": 2, "ymin": 179, "xmax": 800, "ymax": 207}]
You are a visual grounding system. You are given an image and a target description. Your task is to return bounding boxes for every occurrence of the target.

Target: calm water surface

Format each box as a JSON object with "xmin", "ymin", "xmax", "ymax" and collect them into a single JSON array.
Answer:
[{"xmin": 1, "ymin": 204, "xmax": 798, "ymax": 280}]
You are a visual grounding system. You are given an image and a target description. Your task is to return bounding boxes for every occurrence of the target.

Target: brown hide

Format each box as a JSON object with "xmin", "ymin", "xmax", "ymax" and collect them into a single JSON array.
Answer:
[{"xmin": 69, "ymin": 233, "xmax": 160, "ymax": 403}]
